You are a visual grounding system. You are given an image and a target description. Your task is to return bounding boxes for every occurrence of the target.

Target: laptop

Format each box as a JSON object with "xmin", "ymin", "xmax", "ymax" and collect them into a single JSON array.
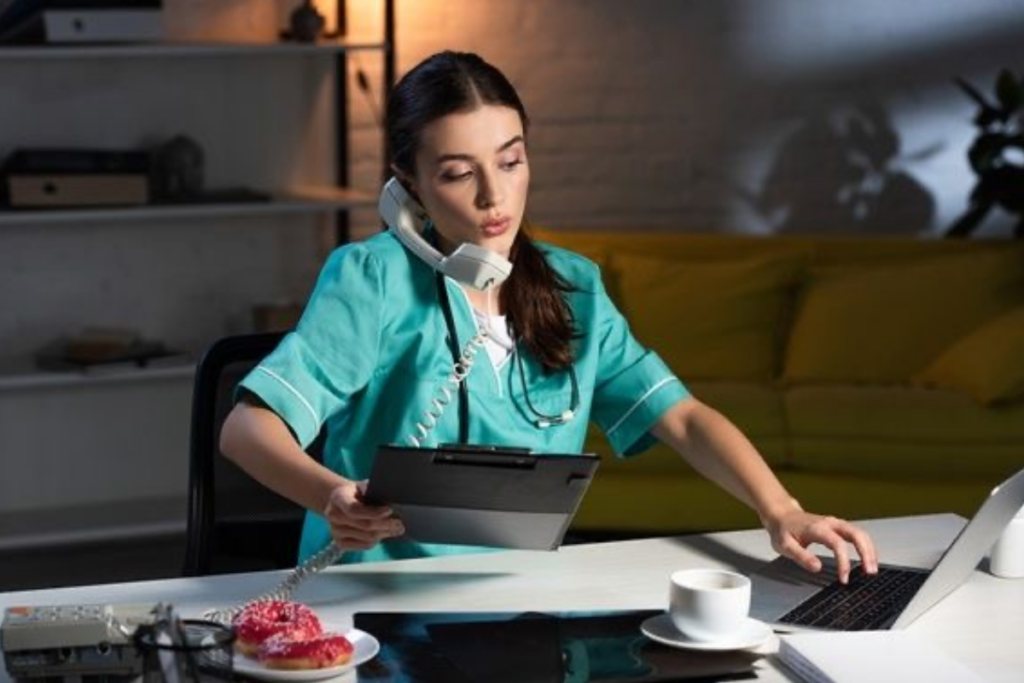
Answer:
[
  {"xmin": 363, "ymin": 444, "xmax": 600, "ymax": 551},
  {"xmin": 750, "ymin": 466, "xmax": 1024, "ymax": 632}
]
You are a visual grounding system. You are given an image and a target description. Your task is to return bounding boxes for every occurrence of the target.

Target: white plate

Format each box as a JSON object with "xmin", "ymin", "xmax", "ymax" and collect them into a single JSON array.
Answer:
[
  {"xmin": 640, "ymin": 613, "xmax": 772, "ymax": 652},
  {"xmin": 232, "ymin": 627, "xmax": 379, "ymax": 682}
]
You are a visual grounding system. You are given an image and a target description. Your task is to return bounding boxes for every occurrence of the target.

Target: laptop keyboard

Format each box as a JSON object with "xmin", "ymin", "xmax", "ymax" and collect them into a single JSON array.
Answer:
[{"xmin": 778, "ymin": 566, "xmax": 929, "ymax": 631}]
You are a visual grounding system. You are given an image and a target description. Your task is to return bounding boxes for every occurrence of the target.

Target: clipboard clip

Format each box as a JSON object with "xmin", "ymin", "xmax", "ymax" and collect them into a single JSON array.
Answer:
[
  {"xmin": 438, "ymin": 443, "xmax": 533, "ymax": 454},
  {"xmin": 434, "ymin": 444, "xmax": 537, "ymax": 470}
]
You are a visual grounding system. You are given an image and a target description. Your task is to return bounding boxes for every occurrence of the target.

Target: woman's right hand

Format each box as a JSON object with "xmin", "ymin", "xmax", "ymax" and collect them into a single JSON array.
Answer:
[{"xmin": 324, "ymin": 480, "xmax": 405, "ymax": 551}]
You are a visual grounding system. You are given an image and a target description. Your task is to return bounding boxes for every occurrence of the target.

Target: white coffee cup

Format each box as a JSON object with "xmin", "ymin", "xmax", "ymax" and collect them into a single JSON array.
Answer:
[
  {"xmin": 669, "ymin": 568, "xmax": 751, "ymax": 642},
  {"xmin": 990, "ymin": 505, "xmax": 1024, "ymax": 579}
]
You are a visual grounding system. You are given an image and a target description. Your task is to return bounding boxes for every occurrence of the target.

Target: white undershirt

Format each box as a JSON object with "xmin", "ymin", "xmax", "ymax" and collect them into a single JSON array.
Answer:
[{"xmin": 472, "ymin": 309, "xmax": 515, "ymax": 368}]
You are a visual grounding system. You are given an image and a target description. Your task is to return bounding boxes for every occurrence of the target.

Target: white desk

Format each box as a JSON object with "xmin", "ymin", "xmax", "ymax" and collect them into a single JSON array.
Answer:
[{"xmin": 2, "ymin": 514, "xmax": 1022, "ymax": 682}]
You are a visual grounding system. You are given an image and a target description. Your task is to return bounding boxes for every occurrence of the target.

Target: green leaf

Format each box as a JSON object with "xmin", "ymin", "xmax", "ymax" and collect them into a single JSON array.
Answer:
[
  {"xmin": 995, "ymin": 69, "xmax": 1023, "ymax": 114},
  {"xmin": 975, "ymin": 108, "xmax": 1001, "ymax": 128},
  {"xmin": 956, "ymin": 76, "xmax": 991, "ymax": 109},
  {"xmin": 957, "ymin": 76, "xmax": 1002, "ymax": 129},
  {"xmin": 968, "ymin": 133, "xmax": 1007, "ymax": 173}
]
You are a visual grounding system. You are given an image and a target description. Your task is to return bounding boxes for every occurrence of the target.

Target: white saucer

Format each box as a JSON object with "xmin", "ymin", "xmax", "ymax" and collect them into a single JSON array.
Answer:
[
  {"xmin": 640, "ymin": 613, "xmax": 772, "ymax": 652},
  {"xmin": 232, "ymin": 626, "xmax": 379, "ymax": 682}
]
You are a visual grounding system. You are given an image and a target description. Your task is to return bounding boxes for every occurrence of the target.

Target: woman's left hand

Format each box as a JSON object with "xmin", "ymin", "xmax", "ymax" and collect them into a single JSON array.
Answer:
[{"xmin": 762, "ymin": 505, "xmax": 879, "ymax": 584}]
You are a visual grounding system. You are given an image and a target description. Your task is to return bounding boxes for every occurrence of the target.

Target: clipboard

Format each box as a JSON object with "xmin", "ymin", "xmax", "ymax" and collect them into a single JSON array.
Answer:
[{"xmin": 363, "ymin": 444, "xmax": 600, "ymax": 550}]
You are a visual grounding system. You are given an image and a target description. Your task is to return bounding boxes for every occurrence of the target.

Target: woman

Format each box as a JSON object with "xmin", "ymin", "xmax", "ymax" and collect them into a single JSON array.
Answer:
[{"xmin": 221, "ymin": 50, "xmax": 877, "ymax": 582}]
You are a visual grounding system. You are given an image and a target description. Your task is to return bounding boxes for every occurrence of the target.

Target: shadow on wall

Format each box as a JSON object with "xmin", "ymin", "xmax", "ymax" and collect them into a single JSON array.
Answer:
[{"xmin": 745, "ymin": 102, "xmax": 939, "ymax": 235}]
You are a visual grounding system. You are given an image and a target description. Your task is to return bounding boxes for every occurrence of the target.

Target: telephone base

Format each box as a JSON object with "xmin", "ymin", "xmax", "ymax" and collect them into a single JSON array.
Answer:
[
  {"xmin": 2, "ymin": 603, "xmax": 157, "ymax": 680},
  {"xmin": 4, "ymin": 643, "xmax": 143, "ymax": 679}
]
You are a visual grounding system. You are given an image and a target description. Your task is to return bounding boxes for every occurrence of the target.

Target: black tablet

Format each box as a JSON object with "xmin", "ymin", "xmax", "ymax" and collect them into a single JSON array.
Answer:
[
  {"xmin": 363, "ymin": 444, "xmax": 600, "ymax": 550},
  {"xmin": 353, "ymin": 610, "xmax": 761, "ymax": 682}
]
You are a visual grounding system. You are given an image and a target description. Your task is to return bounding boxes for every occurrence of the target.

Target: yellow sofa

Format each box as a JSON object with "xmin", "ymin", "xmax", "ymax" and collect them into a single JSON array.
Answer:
[{"xmin": 534, "ymin": 228, "xmax": 1024, "ymax": 534}]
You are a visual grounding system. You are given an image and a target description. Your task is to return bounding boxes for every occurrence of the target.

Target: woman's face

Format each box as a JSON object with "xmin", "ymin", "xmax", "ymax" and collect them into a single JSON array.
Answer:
[{"xmin": 407, "ymin": 104, "xmax": 529, "ymax": 259}]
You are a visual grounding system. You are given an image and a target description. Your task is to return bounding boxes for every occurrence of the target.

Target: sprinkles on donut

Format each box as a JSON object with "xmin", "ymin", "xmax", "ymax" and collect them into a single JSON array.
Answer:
[
  {"xmin": 258, "ymin": 631, "xmax": 354, "ymax": 670},
  {"xmin": 232, "ymin": 600, "xmax": 323, "ymax": 657}
]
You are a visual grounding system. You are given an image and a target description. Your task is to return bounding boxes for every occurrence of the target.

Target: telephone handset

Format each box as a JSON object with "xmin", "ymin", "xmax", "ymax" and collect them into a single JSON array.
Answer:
[{"xmin": 379, "ymin": 176, "xmax": 512, "ymax": 291}]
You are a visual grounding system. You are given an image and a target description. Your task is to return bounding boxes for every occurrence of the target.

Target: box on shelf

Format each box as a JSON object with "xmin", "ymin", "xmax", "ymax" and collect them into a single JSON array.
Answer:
[
  {"xmin": 0, "ymin": 2, "xmax": 164, "ymax": 45},
  {"xmin": 32, "ymin": 327, "xmax": 184, "ymax": 372},
  {"xmin": 2, "ymin": 148, "xmax": 151, "ymax": 208}
]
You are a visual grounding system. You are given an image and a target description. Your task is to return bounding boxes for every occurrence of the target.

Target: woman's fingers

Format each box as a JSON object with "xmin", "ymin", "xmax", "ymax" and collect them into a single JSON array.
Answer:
[
  {"xmin": 813, "ymin": 517, "xmax": 880, "ymax": 581},
  {"xmin": 330, "ymin": 511, "xmax": 404, "ymax": 537},
  {"xmin": 797, "ymin": 517, "xmax": 850, "ymax": 582},
  {"xmin": 770, "ymin": 511, "xmax": 880, "ymax": 583},
  {"xmin": 331, "ymin": 521, "xmax": 395, "ymax": 545},
  {"xmin": 330, "ymin": 516, "xmax": 404, "ymax": 546},
  {"xmin": 844, "ymin": 523, "xmax": 879, "ymax": 574},
  {"xmin": 326, "ymin": 484, "xmax": 396, "ymax": 524},
  {"xmin": 328, "ymin": 484, "xmax": 392, "ymax": 517},
  {"xmin": 777, "ymin": 534, "xmax": 822, "ymax": 573},
  {"xmin": 323, "ymin": 482, "xmax": 405, "ymax": 551},
  {"xmin": 824, "ymin": 533, "xmax": 852, "ymax": 583}
]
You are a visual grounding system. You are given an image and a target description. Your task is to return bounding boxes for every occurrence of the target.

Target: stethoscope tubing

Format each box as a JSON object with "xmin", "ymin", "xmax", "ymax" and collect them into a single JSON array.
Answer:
[{"xmin": 435, "ymin": 272, "xmax": 578, "ymax": 442}]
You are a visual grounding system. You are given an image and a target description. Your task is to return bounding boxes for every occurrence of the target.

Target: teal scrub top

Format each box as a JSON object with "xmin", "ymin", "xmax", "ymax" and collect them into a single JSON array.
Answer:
[{"xmin": 239, "ymin": 230, "xmax": 689, "ymax": 564}]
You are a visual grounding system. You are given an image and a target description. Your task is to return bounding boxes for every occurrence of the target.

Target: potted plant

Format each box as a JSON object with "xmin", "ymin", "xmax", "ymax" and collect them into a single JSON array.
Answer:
[{"xmin": 948, "ymin": 68, "xmax": 1024, "ymax": 238}]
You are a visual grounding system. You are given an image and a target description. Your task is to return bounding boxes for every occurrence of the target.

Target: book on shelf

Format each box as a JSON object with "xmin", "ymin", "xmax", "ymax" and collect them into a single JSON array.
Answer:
[
  {"xmin": 31, "ymin": 327, "xmax": 191, "ymax": 375},
  {"xmin": 778, "ymin": 630, "xmax": 984, "ymax": 683}
]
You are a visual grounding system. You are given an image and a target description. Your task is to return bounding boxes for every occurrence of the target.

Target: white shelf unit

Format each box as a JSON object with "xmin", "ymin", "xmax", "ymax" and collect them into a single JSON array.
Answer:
[
  {"xmin": 0, "ymin": 33, "xmax": 389, "ymax": 548},
  {"xmin": 0, "ymin": 186, "xmax": 375, "ymax": 227},
  {"xmin": 1, "ymin": 39, "xmax": 384, "ymax": 362},
  {"xmin": 0, "ymin": 39, "xmax": 386, "ymax": 61},
  {"xmin": 0, "ymin": 361, "xmax": 196, "ymax": 392}
]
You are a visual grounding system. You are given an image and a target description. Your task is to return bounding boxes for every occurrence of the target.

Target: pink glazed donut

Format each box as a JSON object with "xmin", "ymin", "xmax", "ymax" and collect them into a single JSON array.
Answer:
[
  {"xmin": 258, "ymin": 631, "xmax": 354, "ymax": 670},
  {"xmin": 232, "ymin": 600, "xmax": 322, "ymax": 657}
]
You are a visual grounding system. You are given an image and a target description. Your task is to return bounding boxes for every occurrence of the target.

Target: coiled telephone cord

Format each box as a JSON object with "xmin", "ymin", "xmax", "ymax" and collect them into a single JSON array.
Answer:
[
  {"xmin": 408, "ymin": 324, "xmax": 489, "ymax": 447},
  {"xmin": 204, "ymin": 288, "xmax": 497, "ymax": 625},
  {"xmin": 202, "ymin": 542, "xmax": 344, "ymax": 624}
]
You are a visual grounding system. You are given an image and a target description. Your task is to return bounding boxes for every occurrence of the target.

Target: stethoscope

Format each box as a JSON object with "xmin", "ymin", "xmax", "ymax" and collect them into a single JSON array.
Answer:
[{"xmin": 435, "ymin": 272, "xmax": 579, "ymax": 443}]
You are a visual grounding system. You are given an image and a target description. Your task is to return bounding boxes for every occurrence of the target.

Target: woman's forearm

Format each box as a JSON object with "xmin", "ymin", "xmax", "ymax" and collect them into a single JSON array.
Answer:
[
  {"xmin": 219, "ymin": 403, "xmax": 349, "ymax": 516},
  {"xmin": 651, "ymin": 398, "xmax": 800, "ymax": 524}
]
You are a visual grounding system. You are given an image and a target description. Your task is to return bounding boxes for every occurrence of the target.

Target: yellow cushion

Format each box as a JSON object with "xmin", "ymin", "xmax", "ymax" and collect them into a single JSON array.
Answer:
[
  {"xmin": 611, "ymin": 251, "xmax": 805, "ymax": 381},
  {"xmin": 572, "ymin": 469, "xmax": 1004, "ymax": 533},
  {"xmin": 785, "ymin": 384, "xmax": 1024, "ymax": 442},
  {"xmin": 784, "ymin": 384, "xmax": 1024, "ymax": 478},
  {"xmin": 913, "ymin": 307, "xmax": 1024, "ymax": 405},
  {"xmin": 783, "ymin": 250, "xmax": 1024, "ymax": 385}
]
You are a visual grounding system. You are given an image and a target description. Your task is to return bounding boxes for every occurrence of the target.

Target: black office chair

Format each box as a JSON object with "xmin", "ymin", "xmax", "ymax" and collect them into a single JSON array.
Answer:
[{"xmin": 182, "ymin": 332, "xmax": 324, "ymax": 576}]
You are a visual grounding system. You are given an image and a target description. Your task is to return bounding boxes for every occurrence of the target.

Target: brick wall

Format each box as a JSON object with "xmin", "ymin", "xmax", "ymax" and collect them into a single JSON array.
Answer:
[{"xmin": 348, "ymin": 0, "xmax": 1024, "ymax": 239}]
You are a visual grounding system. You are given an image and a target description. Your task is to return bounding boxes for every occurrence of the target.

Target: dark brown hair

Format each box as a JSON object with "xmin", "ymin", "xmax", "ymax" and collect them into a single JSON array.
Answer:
[{"xmin": 387, "ymin": 51, "xmax": 576, "ymax": 370}]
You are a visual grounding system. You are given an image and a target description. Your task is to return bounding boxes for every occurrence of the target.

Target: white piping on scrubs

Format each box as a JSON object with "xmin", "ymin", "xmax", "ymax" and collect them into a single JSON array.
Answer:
[
  {"xmin": 256, "ymin": 365, "xmax": 320, "ymax": 427},
  {"xmin": 606, "ymin": 376, "xmax": 681, "ymax": 437}
]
